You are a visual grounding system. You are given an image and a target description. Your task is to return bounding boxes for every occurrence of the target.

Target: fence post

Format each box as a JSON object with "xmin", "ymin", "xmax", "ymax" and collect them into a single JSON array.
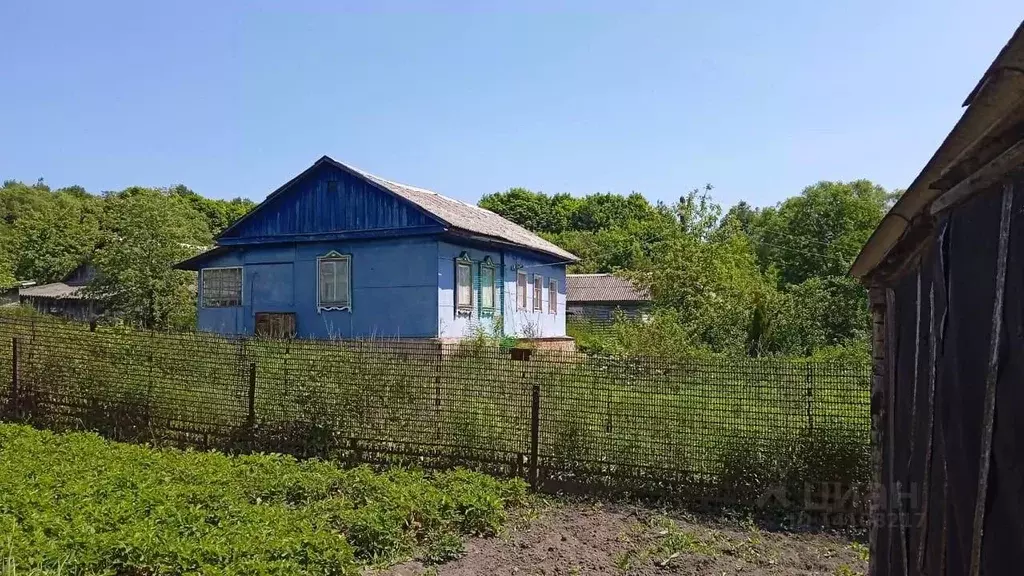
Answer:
[
  {"xmin": 529, "ymin": 383, "xmax": 540, "ymax": 491},
  {"xmin": 247, "ymin": 362, "xmax": 257, "ymax": 445},
  {"xmin": 10, "ymin": 337, "xmax": 19, "ymax": 418},
  {"xmin": 805, "ymin": 362, "xmax": 814, "ymax": 434}
]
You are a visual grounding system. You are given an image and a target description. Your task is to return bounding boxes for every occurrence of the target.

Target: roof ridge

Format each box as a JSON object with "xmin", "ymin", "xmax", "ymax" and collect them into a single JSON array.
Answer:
[{"xmin": 237, "ymin": 155, "xmax": 580, "ymax": 263}]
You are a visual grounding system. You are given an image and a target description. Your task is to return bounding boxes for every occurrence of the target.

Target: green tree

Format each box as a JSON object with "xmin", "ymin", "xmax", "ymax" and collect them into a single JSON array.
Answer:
[
  {"xmin": 87, "ymin": 188, "xmax": 211, "ymax": 330},
  {"xmin": 623, "ymin": 190, "xmax": 770, "ymax": 354},
  {"xmin": 479, "ymin": 188, "xmax": 558, "ymax": 233},
  {"xmin": 13, "ymin": 191, "xmax": 101, "ymax": 283},
  {"xmin": 720, "ymin": 200, "xmax": 758, "ymax": 234},
  {"xmin": 751, "ymin": 180, "xmax": 888, "ymax": 285},
  {"xmin": 169, "ymin": 185, "xmax": 256, "ymax": 236}
]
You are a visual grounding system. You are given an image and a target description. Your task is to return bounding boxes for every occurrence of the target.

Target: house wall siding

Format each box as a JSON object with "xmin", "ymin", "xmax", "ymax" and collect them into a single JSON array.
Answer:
[
  {"xmin": 437, "ymin": 241, "xmax": 501, "ymax": 338},
  {"xmin": 196, "ymin": 237, "xmax": 439, "ymax": 339},
  {"xmin": 435, "ymin": 242, "xmax": 566, "ymax": 339},
  {"xmin": 220, "ymin": 162, "xmax": 441, "ymax": 241},
  {"xmin": 501, "ymin": 251, "xmax": 566, "ymax": 338}
]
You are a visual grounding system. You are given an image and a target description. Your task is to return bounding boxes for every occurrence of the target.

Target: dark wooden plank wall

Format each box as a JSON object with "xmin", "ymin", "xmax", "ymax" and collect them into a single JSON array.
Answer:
[{"xmin": 872, "ymin": 175, "xmax": 1024, "ymax": 575}]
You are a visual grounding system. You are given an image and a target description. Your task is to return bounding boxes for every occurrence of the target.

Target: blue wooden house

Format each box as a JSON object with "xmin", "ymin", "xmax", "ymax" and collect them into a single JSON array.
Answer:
[{"xmin": 175, "ymin": 156, "xmax": 577, "ymax": 346}]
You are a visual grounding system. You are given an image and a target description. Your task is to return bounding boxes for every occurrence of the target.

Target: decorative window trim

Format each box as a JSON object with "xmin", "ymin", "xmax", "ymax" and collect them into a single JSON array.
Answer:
[
  {"xmin": 548, "ymin": 278, "xmax": 558, "ymax": 315},
  {"xmin": 516, "ymin": 269, "xmax": 528, "ymax": 310},
  {"xmin": 533, "ymin": 274, "xmax": 543, "ymax": 311},
  {"xmin": 317, "ymin": 251, "xmax": 352, "ymax": 312},
  {"xmin": 479, "ymin": 256, "xmax": 496, "ymax": 314},
  {"xmin": 455, "ymin": 252, "xmax": 473, "ymax": 314},
  {"xmin": 200, "ymin": 266, "xmax": 242, "ymax": 308}
]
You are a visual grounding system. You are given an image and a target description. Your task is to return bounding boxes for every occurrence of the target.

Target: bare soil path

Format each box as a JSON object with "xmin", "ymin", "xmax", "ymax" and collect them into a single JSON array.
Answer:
[{"xmin": 372, "ymin": 501, "xmax": 868, "ymax": 576}]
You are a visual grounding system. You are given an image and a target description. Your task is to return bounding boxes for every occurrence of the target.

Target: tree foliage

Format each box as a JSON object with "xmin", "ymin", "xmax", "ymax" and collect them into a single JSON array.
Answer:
[
  {"xmin": 483, "ymin": 180, "xmax": 890, "ymax": 358},
  {"xmin": 87, "ymin": 188, "xmax": 213, "ymax": 330},
  {"xmin": 0, "ymin": 179, "xmax": 252, "ymax": 328},
  {"xmin": 1, "ymin": 171, "xmax": 889, "ymax": 358}
]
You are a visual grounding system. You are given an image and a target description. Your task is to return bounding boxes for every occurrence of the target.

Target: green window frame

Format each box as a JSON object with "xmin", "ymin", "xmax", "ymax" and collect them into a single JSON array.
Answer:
[
  {"xmin": 455, "ymin": 252, "xmax": 473, "ymax": 313},
  {"xmin": 479, "ymin": 257, "xmax": 496, "ymax": 313}
]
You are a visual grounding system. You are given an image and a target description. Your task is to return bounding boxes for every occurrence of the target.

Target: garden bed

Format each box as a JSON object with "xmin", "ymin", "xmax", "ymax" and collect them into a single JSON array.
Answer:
[{"xmin": 0, "ymin": 424, "xmax": 526, "ymax": 575}]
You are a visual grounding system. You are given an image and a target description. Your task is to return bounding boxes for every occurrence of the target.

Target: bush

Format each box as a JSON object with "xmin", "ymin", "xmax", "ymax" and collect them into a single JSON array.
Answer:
[{"xmin": 0, "ymin": 424, "xmax": 526, "ymax": 574}]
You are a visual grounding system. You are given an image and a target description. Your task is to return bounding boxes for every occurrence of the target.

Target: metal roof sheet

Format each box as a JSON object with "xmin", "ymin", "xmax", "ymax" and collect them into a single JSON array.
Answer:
[
  {"xmin": 337, "ymin": 159, "xmax": 578, "ymax": 262},
  {"xmin": 566, "ymin": 273, "xmax": 650, "ymax": 303},
  {"xmin": 19, "ymin": 282, "xmax": 88, "ymax": 300}
]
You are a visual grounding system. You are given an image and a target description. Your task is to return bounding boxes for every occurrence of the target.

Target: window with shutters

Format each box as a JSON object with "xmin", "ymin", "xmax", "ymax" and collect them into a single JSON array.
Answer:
[
  {"xmin": 456, "ymin": 256, "xmax": 473, "ymax": 313},
  {"xmin": 549, "ymin": 278, "xmax": 557, "ymax": 314},
  {"xmin": 317, "ymin": 252, "xmax": 351, "ymax": 310},
  {"xmin": 201, "ymin": 267, "xmax": 242, "ymax": 308},
  {"xmin": 517, "ymin": 270, "xmax": 528, "ymax": 310},
  {"xmin": 480, "ymin": 257, "xmax": 496, "ymax": 312},
  {"xmin": 533, "ymin": 275, "xmax": 543, "ymax": 311}
]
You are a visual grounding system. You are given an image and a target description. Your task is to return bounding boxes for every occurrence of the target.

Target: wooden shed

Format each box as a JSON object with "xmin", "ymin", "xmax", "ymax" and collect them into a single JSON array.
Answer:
[{"xmin": 851, "ymin": 21, "xmax": 1024, "ymax": 576}]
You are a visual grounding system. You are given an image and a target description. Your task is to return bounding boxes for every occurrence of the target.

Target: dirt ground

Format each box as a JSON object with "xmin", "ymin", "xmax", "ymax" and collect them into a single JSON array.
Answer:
[{"xmin": 372, "ymin": 501, "xmax": 869, "ymax": 576}]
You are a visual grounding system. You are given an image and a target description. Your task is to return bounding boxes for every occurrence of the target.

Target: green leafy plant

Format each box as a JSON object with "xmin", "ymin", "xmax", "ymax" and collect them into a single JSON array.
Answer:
[{"xmin": 0, "ymin": 424, "xmax": 525, "ymax": 574}]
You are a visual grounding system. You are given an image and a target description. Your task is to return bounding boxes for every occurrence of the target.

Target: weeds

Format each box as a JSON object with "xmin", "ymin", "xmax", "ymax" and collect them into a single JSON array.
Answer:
[{"xmin": 0, "ymin": 310, "xmax": 871, "ymax": 510}]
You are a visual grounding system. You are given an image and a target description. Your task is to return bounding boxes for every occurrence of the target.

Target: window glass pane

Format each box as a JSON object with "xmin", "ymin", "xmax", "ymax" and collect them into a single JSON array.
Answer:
[
  {"xmin": 336, "ymin": 259, "xmax": 350, "ymax": 305},
  {"xmin": 456, "ymin": 262, "xmax": 472, "ymax": 308},
  {"xmin": 481, "ymin": 266, "xmax": 494, "ymax": 309},
  {"xmin": 319, "ymin": 257, "xmax": 350, "ymax": 307},
  {"xmin": 320, "ymin": 261, "xmax": 334, "ymax": 303},
  {"xmin": 549, "ymin": 280, "xmax": 557, "ymax": 314},
  {"xmin": 533, "ymin": 276, "xmax": 542, "ymax": 310},
  {"xmin": 202, "ymin": 268, "xmax": 242, "ymax": 308}
]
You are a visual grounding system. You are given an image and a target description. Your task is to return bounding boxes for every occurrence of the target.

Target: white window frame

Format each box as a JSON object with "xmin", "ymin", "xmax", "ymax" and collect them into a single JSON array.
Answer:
[
  {"xmin": 516, "ymin": 270, "xmax": 528, "ymax": 310},
  {"xmin": 548, "ymin": 278, "xmax": 558, "ymax": 315},
  {"xmin": 317, "ymin": 252, "xmax": 352, "ymax": 311},
  {"xmin": 479, "ymin": 259, "xmax": 496, "ymax": 312},
  {"xmin": 201, "ymin": 266, "xmax": 242, "ymax": 308},
  {"xmin": 533, "ymin": 274, "xmax": 543, "ymax": 311},
  {"xmin": 455, "ymin": 256, "xmax": 473, "ymax": 313}
]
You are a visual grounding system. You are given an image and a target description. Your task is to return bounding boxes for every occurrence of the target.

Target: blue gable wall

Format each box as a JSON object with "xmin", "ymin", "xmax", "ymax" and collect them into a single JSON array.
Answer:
[
  {"xmin": 219, "ymin": 162, "xmax": 443, "ymax": 243},
  {"xmin": 196, "ymin": 237, "xmax": 439, "ymax": 339}
]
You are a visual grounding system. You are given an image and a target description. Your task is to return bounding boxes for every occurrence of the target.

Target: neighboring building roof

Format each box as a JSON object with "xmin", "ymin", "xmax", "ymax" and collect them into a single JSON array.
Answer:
[
  {"xmin": 852, "ymin": 21, "xmax": 1024, "ymax": 280},
  {"xmin": 566, "ymin": 273, "xmax": 650, "ymax": 303},
  {"xmin": 212, "ymin": 156, "xmax": 578, "ymax": 263},
  {"xmin": 19, "ymin": 282, "xmax": 88, "ymax": 300},
  {"xmin": 16, "ymin": 262, "xmax": 99, "ymax": 300}
]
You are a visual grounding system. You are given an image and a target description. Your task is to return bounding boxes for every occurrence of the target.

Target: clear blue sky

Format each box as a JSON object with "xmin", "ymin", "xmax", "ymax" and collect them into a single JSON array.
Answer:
[{"xmin": 1, "ymin": 2, "xmax": 1020, "ymax": 210}]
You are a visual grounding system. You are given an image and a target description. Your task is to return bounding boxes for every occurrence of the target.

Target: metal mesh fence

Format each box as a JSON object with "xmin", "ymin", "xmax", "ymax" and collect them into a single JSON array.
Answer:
[{"xmin": 0, "ymin": 313, "xmax": 871, "ymax": 508}]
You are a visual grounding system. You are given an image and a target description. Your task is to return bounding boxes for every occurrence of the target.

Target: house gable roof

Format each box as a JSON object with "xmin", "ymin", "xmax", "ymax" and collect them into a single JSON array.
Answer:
[
  {"xmin": 566, "ymin": 273, "xmax": 650, "ymax": 303},
  {"xmin": 216, "ymin": 156, "xmax": 578, "ymax": 262}
]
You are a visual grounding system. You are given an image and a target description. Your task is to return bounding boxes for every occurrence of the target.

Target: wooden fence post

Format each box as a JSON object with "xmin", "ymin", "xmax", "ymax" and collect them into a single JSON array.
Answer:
[
  {"xmin": 806, "ymin": 363, "xmax": 814, "ymax": 434},
  {"xmin": 10, "ymin": 337, "xmax": 19, "ymax": 418},
  {"xmin": 529, "ymin": 383, "xmax": 540, "ymax": 491},
  {"xmin": 246, "ymin": 362, "xmax": 257, "ymax": 446}
]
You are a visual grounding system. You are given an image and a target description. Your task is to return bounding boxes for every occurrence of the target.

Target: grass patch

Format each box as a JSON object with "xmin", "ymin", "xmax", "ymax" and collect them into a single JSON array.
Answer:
[{"xmin": 0, "ymin": 424, "xmax": 525, "ymax": 575}]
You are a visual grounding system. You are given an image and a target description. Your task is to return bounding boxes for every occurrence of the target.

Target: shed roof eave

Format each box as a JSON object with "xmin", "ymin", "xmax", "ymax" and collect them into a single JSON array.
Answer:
[{"xmin": 852, "ymin": 24, "xmax": 1024, "ymax": 280}]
